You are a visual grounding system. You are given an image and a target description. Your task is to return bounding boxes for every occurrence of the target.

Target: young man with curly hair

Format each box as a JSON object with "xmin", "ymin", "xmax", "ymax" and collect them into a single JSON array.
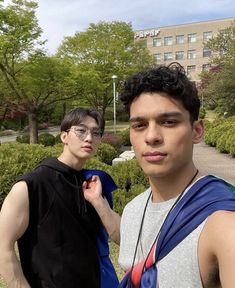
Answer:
[{"xmin": 85, "ymin": 63, "xmax": 235, "ymax": 288}]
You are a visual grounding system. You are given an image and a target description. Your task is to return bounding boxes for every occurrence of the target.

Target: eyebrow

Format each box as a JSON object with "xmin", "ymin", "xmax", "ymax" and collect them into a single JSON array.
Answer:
[
  {"xmin": 129, "ymin": 112, "xmax": 183, "ymax": 122},
  {"xmin": 74, "ymin": 124, "xmax": 100, "ymax": 130}
]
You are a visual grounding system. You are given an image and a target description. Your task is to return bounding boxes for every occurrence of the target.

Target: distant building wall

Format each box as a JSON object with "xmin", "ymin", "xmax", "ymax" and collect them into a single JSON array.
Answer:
[{"xmin": 134, "ymin": 17, "xmax": 235, "ymax": 82}]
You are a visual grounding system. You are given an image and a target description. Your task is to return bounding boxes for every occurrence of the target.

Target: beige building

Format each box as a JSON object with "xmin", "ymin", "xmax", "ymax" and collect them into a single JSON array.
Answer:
[{"xmin": 134, "ymin": 17, "xmax": 235, "ymax": 81}]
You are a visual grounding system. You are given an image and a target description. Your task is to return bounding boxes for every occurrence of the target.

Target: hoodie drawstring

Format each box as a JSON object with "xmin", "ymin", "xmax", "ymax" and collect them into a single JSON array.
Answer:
[{"xmin": 74, "ymin": 175, "xmax": 87, "ymax": 216}]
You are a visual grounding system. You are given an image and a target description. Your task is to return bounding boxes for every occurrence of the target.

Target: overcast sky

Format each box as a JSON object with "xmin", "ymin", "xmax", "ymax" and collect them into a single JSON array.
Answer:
[{"xmin": 8, "ymin": 0, "xmax": 235, "ymax": 54}]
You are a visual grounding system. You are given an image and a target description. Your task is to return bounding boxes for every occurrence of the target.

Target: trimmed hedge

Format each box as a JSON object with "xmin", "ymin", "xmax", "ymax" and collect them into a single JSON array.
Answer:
[
  {"xmin": 118, "ymin": 128, "xmax": 131, "ymax": 147},
  {"xmin": 97, "ymin": 142, "xmax": 119, "ymax": 165},
  {"xmin": 38, "ymin": 133, "xmax": 56, "ymax": 146},
  {"xmin": 0, "ymin": 143, "xmax": 63, "ymax": 205},
  {"xmin": 204, "ymin": 116, "xmax": 235, "ymax": 157},
  {"xmin": 0, "ymin": 142, "xmax": 148, "ymax": 214}
]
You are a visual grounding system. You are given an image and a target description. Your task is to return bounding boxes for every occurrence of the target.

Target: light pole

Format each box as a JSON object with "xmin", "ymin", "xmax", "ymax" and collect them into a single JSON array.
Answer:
[{"xmin": 112, "ymin": 75, "xmax": 117, "ymax": 133}]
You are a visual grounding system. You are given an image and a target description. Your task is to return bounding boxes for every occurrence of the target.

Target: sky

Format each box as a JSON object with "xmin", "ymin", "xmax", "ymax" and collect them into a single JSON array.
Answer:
[{"xmin": 6, "ymin": 0, "xmax": 235, "ymax": 54}]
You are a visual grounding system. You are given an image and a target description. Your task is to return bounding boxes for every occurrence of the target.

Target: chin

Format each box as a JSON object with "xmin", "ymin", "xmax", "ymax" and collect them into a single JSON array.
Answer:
[{"xmin": 143, "ymin": 166, "xmax": 170, "ymax": 179}]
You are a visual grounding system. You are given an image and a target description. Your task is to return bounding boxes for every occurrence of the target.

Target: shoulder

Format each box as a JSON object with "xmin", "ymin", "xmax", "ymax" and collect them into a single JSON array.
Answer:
[
  {"xmin": 202, "ymin": 210, "xmax": 235, "ymax": 253},
  {"xmin": 1, "ymin": 181, "xmax": 29, "ymax": 217},
  {"xmin": 206, "ymin": 210, "xmax": 235, "ymax": 235},
  {"xmin": 19, "ymin": 165, "xmax": 53, "ymax": 184}
]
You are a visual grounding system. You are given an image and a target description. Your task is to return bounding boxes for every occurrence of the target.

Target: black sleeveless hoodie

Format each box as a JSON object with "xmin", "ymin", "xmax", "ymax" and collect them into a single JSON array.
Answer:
[{"xmin": 17, "ymin": 158, "xmax": 101, "ymax": 288}]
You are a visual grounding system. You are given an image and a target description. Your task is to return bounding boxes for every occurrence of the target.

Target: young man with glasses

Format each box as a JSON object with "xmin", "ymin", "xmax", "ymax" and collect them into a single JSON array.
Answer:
[{"xmin": 0, "ymin": 107, "xmax": 119, "ymax": 288}]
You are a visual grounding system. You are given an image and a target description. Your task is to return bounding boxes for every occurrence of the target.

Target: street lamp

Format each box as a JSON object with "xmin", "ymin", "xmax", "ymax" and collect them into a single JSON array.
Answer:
[{"xmin": 112, "ymin": 75, "xmax": 117, "ymax": 133}]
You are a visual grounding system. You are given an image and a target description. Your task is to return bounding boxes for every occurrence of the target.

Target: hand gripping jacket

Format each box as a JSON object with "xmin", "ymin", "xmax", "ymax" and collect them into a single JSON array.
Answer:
[{"xmin": 82, "ymin": 169, "xmax": 119, "ymax": 288}]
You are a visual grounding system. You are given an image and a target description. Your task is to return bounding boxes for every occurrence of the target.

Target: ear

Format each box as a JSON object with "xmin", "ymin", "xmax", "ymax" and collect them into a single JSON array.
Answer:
[
  {"xmin": 60, "ymin": 131, "xmax": 68, "ymax": 144},
  {"xmin": 192, "ymin": 119, "xmax": 204, "ymax": 144}
]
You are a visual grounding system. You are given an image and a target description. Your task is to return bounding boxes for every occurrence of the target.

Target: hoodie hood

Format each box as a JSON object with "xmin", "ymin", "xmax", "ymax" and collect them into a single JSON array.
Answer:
[
  {"xmin": 38, "ymin": 157, "xmax": 87, "ymax": 215},
  {"xmin": 37, "ymin": 157, "xmax": 117, "ymax": 209},
  {"xmin": 38, "ymin": 157, "xmax": 83, "ymax": 176}
]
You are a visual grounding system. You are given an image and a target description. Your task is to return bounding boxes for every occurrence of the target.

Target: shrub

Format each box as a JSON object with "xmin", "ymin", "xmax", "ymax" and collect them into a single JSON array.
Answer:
[
  {"xmin": 199, "ymin": 108, "xmax": 206, "ymax": 119},
  {"xmin": 204, "ymin": 121, "xmax": 230, "ymax": 147},
  {"xmin": 110, "ymin": 159, "xmax": 148, "ymax": 191},
  {"xmin": 113, "ymin": 184, "xmax": 147, "ymax": 215},
  {"xmin": 38, "ymin": 133, "xmax": 55, "ymax": 146},
  {"xmin": 101, "ymin": 133, "xmax": 122, "ymax": 151},
  {"xmin": 118, "ymin": 128, "xmax": 131, "ymax": 147},
  {"xmin": 204, "ymin": 116, "xmax": 235, "ymax": 156},
  {"xmin": 16, "ymin": 134, "xmax": 30, "ymax": 144},
  {"xmin": 96, "ymin": 142, "xmax": 119, "ymax": 165},
  {"xmin": 85, "ymin": 157, "xmax": 112, "ymax": 173},
  {"xmin": 55, "ymin": 133, "xmax": 62, "ymax": 144},
  {"xmin": 0, "ymin": 143, "xmax": 62, "ymax": 206},
  {"xmin": 216, "ymin": 131, "xmax": 230, "ymax": 153},
  {"xmin": 230, "ymin": 140, "xmax": 235, "ymax": 157}
]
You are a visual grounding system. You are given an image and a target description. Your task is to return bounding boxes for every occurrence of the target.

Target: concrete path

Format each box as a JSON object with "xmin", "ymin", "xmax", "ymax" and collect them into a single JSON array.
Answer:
[{"xmin": 193, "ymin": 141, "xmax": 235, "ymax": 184}]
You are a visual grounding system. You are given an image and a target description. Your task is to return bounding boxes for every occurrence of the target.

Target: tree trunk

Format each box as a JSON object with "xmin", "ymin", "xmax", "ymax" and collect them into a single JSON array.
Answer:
[
  {"xmin": 0, "ymin": 104, "xmax": 9, "ymax": 129},
  {"xmin": 28, "ymin": 111, "xmax": 38, "ymax": 144}
]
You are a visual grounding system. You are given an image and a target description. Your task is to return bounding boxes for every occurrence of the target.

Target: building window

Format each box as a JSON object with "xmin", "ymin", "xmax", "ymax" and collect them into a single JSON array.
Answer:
[
  {"xmin": 187, "ymin": 49, "xmax": 196, "ymax": 59},
  {"xmin": 187, "ymin": 65, "xmax": 196, "ymax": 75},
  {"xmin": 203, "ymin": 31, "xmax": 212, "ymax": 41},
  {"xmin": 175, "ymin": 51, "xmax": 184, "ymax": 60},
  {"xmin": 188, "ymin": 33, "xmax": 197, "ymax": 43},
  {"xmin": 153, "ymin": 38, "xmax": 161, "ymax": 47},
  {"xmin": 202, "ymin": 64, "xmax": 211, "ymax": 71},
  {"xmin": 164, "ymin": 36, "xmax": 173, "ymax": 46},
  {"xmin": 164, "ymin": 52, "xmax": 173, "ymax": 61},
  {"xmin": 154, "ymin": 53, "xmax": 161, "ymax": 62},
  {"xmin": 203, "ymin": 48, "xmax": 212, "ymax": 57},
  {"xmin": 176, "ymin": 35, "xmax": 184, "ymax": 44}
]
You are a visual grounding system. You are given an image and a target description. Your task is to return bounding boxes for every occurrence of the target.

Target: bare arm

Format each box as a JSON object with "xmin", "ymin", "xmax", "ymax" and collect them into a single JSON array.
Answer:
[
  {"xmin": 0, "ymin": 181, "xmax": 30, "ymax": 287},
  {"xmin": 83, "ymin": 176, "xmax": 121, "ymax": 245},
  {"xmin": 201, "ymin": 211, "xmax": 235, "ymax": 288}
]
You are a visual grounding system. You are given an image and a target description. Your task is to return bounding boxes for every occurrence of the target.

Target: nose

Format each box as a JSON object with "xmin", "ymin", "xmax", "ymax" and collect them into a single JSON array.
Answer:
[
  {"xmin": 84, "ymin": 131, "xmax": 93, "ymax": 142},
  {"xmin": 145, "ymin": 124, "xmax": 163, "ymax": 145}
]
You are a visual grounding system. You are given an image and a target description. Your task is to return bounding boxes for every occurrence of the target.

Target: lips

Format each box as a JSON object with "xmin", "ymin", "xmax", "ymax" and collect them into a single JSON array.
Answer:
[
  {"xmin": 82, "ymin": 146, "xmax": 93, "ymax": 152},
  {"xmin": 143, "ymin": 151, "xmax": 167, "ymax": 162}
]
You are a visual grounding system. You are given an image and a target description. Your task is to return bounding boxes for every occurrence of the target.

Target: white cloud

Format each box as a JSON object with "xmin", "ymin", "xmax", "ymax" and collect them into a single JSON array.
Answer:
[{"xmin": 6, "ymin": 0, "xmax": 235, "ymax": 53}]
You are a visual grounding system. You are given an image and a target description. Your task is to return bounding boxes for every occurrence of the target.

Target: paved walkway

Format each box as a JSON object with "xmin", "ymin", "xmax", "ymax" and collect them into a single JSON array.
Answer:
[{"xmin": 193, "ymin": 141, "xmax": 235, "ymax": 184}]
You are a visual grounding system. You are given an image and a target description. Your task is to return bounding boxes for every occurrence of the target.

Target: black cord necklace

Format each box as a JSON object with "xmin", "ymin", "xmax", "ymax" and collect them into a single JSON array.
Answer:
[{"xmin": 128, "ymin": 169, "xmax": 199, "ymax": 286}]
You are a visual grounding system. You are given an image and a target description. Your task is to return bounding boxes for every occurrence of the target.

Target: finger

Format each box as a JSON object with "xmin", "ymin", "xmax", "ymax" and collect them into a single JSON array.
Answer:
[
  {"xmin": 91, "ymin": 175, "xmax": 98, "ymax": 182},
  {"xmin": 82, "ymin": 181, "xmax": 88, "ymax": 189}
]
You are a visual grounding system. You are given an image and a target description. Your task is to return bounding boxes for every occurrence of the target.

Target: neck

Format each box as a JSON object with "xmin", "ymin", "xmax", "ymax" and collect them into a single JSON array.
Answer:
[
  {"xmin": 149, "ymin": 166, "xmax": 201, "ymax": 203},
  {"xmin": 58, "ymin": 153, "xmax": 85, "ymax": 171}
]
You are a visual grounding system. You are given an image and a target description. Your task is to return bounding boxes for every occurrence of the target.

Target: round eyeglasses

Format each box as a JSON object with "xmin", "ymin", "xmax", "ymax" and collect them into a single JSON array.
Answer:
[{"xmin": 67, "ymin": 125, "xmax": 102, "ymax": 141}]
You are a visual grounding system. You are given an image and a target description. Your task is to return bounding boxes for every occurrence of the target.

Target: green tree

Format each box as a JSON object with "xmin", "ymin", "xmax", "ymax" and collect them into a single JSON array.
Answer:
[
  {"xmin": 205, "ymin": 21, "xmax": 235, "ymax": 65},
  {"xmin": 0, "ymin": 1, "xmax": 80, "ymax": 143},
  {"xmin": 199, "ymin": 22, "xmax": 235, "ymax": 115},
  {"xmin": 57, "ymin": 21, "xmax": 154, "ymax": 116}
]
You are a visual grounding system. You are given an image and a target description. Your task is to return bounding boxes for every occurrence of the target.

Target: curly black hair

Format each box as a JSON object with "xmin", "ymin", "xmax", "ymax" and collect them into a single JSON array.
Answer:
[{"xmin": 119, "ymin": 62, "xmax": 200, "ymax": 123}]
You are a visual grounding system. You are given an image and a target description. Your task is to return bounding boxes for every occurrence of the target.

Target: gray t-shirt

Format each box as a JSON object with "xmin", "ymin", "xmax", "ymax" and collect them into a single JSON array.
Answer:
[{"xmin": 119, "ymin": 185, "xmax": 205, "ymax": 288}]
